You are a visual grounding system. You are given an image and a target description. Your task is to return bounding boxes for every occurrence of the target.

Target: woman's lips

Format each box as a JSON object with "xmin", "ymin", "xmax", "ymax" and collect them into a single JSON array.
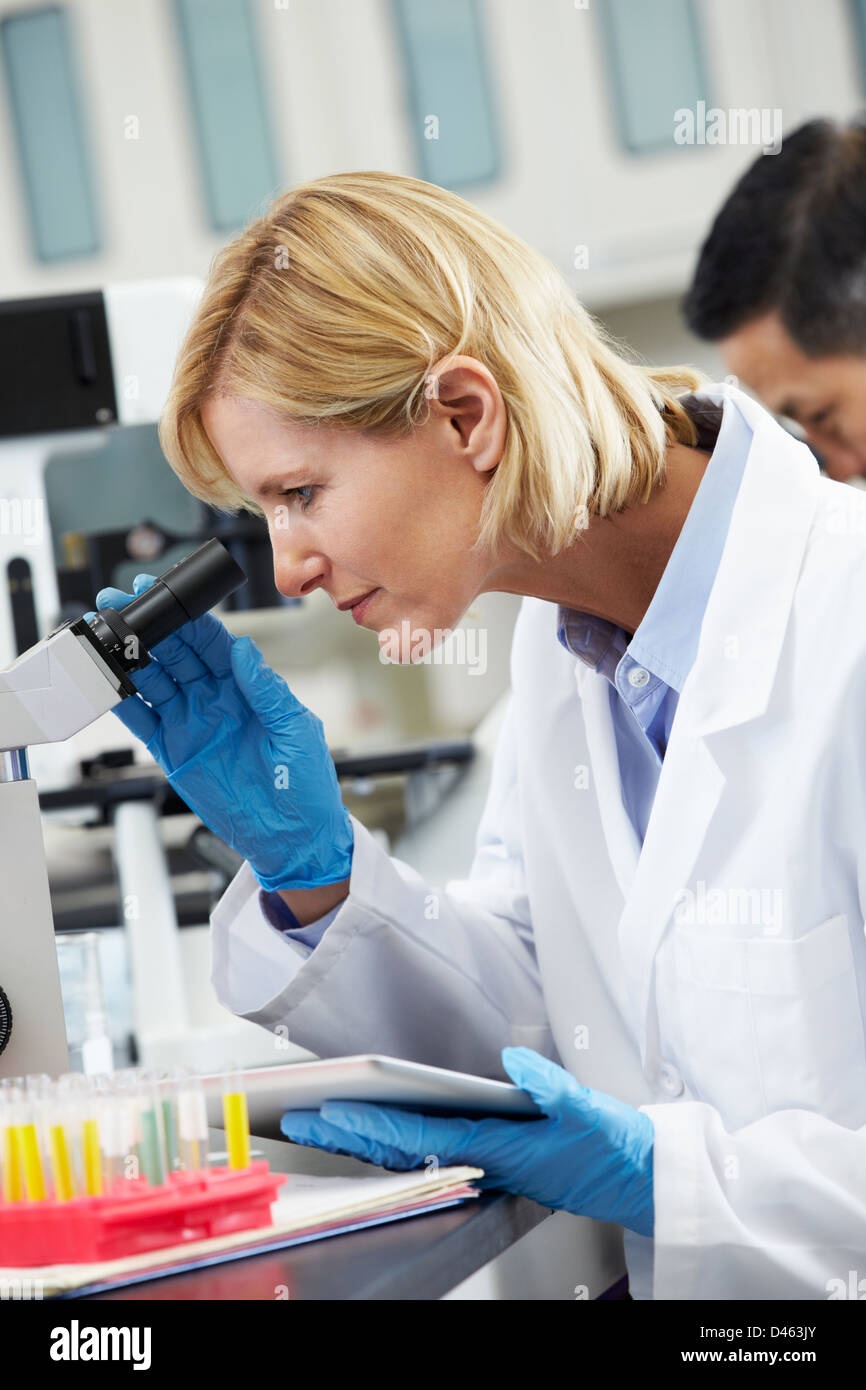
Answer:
[{"xmin": 350, "ymin": 589, "xmax": 380, "ymax": 624}]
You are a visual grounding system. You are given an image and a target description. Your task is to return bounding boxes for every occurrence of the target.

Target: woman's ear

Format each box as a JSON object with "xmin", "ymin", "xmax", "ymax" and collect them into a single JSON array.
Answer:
[{"xmin": 424, "ymin": 355, "xmax": 506, "ymax": 475}]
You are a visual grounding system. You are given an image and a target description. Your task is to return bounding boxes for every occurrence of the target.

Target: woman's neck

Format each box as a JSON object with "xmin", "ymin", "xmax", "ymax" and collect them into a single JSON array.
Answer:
[{"xmin": 482, "ymin": 441, "xmax": 713, "ymax": 633}]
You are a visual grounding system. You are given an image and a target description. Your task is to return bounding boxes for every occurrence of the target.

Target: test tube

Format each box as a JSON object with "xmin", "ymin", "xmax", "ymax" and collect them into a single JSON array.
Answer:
[
  {"xmin": 0, "ymin": 1081, "xmax": 23, "ymax": 1202},
  {"xmin": 108, "ymin": 1071, "xmax": 141, "ymax": 1188},
  {"xmin": 48, "ymin": 1075, "xmax": 84, "ymax": 1202},
  {"xmin": 27, "ymin": 1073, "xmax": 74, "ymax": 1203},
  {"xmin": 176, "ymin": 1072, "xmax": 209, "ymax": 1172},
  {"xmin": 221, "ymin": 1064, "xmax": 251, "ymax": 1170},
  {"xmin": 81, "ymin": 1074, "xmax": 109, "ymax": 1196},
  {"xmin": 17, "ymin": 1081, "xmax": 46, "ymax": 1202},
  {"xmin": 157, "ymin": 1069, "xmax": 182, "ymax": 1175},
  {"xmin": 54, "ymin": 1074, "xmax": 90, "ymax": 1201},
  {"xmin": 137, "ymin": 1070, "xmax": 166, "ymax": 1187},
  {"xmin": 27, "ymin": 1074, "xmax": 62, "ymax": 1200}
]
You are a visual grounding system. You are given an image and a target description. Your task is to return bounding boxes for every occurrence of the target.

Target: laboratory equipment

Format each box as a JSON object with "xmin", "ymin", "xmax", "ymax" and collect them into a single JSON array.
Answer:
[
  {"xmin": 0, "ymin": 280, "xmax": 279, "ymax": 1075},
  {"xmin": 0, "ymin": 538, "xmax": 246, "ymax": 1080},
  {"xmin": 55, "ymin": 932, "xmax": 113, "ymax": 1075},
  {"xmin": 0, "ymin": 1065, "xmax": 281, "ymax": 1265}
]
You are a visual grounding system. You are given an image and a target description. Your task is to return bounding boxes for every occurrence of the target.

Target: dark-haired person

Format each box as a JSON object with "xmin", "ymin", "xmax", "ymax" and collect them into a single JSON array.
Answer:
[{"xmin": 684, "ymin": 117, "xmax": 866, "ymax": 482}]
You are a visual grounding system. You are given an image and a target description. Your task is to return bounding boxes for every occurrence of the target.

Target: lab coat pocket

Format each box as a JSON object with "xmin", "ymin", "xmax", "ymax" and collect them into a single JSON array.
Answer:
[
  {"xmin": 669, "ymin": 914, "xmax": 866, "ymax": 1130},
  {"xmin": 743, "ymin": 914, "xmax": 866, "ymax": 1126}
]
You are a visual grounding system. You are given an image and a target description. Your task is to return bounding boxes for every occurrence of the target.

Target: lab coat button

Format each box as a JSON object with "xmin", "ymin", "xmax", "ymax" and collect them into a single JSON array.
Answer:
[
  {"xmin": 628, "ymin": 666, "xmax": 650, "ymax": 688},
  {"xmin": 658, "ymin": 1062, "xmax": 684, "ymax": 1096}
]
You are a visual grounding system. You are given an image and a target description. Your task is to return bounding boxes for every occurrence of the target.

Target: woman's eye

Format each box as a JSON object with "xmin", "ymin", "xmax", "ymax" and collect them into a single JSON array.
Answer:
[
  {"xmin": 279, "ymin": 485, "xmax": 317, "ymax": 510},
  {"xmin": 807, "ymin": 407, "xmax": 832, "ymax": 428}
]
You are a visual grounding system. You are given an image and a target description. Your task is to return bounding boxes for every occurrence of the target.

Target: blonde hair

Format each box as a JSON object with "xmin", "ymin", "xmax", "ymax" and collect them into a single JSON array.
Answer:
[{"xmin": 159, "ymin": 170, "xmax": 705, "ymax": 562}]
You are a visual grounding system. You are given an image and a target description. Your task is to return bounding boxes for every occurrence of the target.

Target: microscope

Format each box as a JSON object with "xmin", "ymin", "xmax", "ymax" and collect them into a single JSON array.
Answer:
[
  {"xmin": 0, "ymin": 281, "xmax": 292, "ymax": 1079},
  {"xmin": 0, "ymin": 537, "xmax": 246, "ymax": 1080},
  {"xmin": 0, "ymin": 283, "xmax": 477, "ymax": 1082}
]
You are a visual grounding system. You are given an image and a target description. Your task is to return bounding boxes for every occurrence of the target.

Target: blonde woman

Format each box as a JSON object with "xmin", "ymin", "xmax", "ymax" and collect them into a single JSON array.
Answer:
[{"xmin": 96, "ymin": 172, "xmax": 866, "ymax": 1300}]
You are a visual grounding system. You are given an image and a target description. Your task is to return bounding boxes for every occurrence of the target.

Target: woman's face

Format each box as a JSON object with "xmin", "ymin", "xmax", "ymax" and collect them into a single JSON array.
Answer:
[{"xmin": 200, "ymin": 360, "xmax": 507, "ymax": 662}]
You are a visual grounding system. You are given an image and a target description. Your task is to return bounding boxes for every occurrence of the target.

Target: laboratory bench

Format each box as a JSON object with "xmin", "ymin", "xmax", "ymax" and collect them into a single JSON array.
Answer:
[{"xmin": 76, "ymin": 1129, "xmax": 553, "ymax": 1302}]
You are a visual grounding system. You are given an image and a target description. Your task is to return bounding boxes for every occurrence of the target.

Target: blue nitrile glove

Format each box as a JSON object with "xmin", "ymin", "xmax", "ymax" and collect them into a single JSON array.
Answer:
[
  {"xmin": 279, "ymin": 1046, "xmax": 654, "ymax": 1236},
  {"xmin": 89, "ymin": 573, "xmax": 354, "ymax": 891}
]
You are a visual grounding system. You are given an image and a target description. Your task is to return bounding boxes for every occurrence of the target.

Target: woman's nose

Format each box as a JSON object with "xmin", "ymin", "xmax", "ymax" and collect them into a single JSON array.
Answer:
[{"xmin": 273, "ymin": 550, "xmax": 327, "ymax": 599}]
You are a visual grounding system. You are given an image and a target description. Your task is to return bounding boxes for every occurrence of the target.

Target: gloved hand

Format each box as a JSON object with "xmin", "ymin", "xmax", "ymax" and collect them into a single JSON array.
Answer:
[
  {"xmin": 279, "ymin": 1046, "xmax": 654, "ymax": 1236},
  {"xmin": 89, "ymin": 573, "xmax": 354, "ymax": 891}
]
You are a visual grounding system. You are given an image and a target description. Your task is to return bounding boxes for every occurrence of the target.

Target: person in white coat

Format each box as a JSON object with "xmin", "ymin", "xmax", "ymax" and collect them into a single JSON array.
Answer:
[{"xmin": 98, "ymin": 171, "xmax": 866, "ymax": 1300}]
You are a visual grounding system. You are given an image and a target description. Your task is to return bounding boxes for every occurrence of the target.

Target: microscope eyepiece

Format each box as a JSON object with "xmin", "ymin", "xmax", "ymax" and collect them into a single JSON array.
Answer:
[{"xmin": 86, "ymin": 538, "xmax": 247, "ymax": 673}]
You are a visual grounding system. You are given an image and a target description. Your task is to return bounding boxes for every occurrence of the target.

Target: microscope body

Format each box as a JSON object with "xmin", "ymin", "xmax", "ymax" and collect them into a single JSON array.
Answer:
[
  {"xmin": 0, "ymin": 538, "xmax": 246, "ymax": 1079},
  {"xmin": 0, "ymin": 282, "xmax": 246, "ymax": 1081},
  {"xmin": 0, "ymin": 619, "xmax": 130, "ymax": 1077}
]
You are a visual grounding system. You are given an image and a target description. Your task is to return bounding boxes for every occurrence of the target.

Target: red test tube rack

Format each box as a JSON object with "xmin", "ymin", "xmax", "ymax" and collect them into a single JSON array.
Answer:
[{"xmin": 0, "ymin": 1067, "xmax": 283, "ymax": 1266}]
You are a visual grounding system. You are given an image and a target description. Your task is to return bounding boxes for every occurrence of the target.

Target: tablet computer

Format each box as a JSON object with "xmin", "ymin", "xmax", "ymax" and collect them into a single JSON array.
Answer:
[{"xmin": 201, "ymin": 1054, "xmax": 544, "ymax": 1140}]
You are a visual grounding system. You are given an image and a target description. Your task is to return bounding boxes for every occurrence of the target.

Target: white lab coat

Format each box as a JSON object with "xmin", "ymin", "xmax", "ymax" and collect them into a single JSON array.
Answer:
[{"xmin": 210, "ymin": 383, "xmax": 866, "ymax": 1299}]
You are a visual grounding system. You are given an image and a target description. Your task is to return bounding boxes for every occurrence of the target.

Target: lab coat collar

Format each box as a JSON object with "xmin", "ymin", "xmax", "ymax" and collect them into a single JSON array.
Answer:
[
  {"xmin": 674, "ymin": 383, "xmax": 821, "ymax": 740},
  {"xmin": 574, "ymin": 381, "xmax": 821, "ymax": 739},
  {"xmin": 556, "ymin": 382, "xmax": 749, "ymax": 695},
  {"xmin": 576, "ymin": 383, "xmax": 821, "ymax": 1072}
]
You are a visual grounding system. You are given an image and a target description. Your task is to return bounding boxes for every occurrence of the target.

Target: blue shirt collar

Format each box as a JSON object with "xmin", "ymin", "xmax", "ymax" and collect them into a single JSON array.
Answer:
[{"xmin": 557, "ymin": 390, "xmax": 754, "ymax": 691}]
